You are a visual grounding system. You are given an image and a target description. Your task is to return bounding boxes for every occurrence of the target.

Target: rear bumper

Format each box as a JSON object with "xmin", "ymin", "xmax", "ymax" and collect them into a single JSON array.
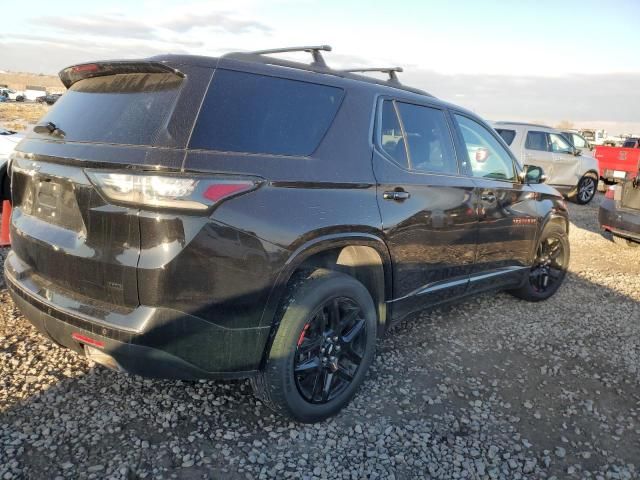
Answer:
[
  {"xmin": 599, "ymin": 198, "xmax": 640, "ymax": 241},
  {"xmin": 5, "ymin": 251, "xmax": 268, "ymax": 379}
]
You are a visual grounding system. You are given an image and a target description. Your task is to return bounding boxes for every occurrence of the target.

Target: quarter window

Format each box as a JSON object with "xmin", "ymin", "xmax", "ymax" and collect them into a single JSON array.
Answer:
[
  {"xmin": 190, "ymin": 70, "xmax": 344, "ymax": 156},
  {"xmin": 525, "ymin": 131, "xmax": 549, "ymax": 151},
  {"xmin": 454, "ymin": 114, "xmax": 516, "ymax": 181},
  {"xmin": 495, "ymin": 128, "xmax": 516, "ymax": 146}
]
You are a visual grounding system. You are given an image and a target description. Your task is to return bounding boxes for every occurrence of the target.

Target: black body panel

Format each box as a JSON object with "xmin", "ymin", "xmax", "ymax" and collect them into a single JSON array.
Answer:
[{"xmin": 6, "ymin": 53, "xmax": 569, "ymax": 379}]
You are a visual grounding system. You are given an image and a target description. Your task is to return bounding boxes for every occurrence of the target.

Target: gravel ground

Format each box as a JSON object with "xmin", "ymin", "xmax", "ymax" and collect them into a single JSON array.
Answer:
[{"xmin": 1, "ymin": 193, "xmax": 639, "ymax": 479}]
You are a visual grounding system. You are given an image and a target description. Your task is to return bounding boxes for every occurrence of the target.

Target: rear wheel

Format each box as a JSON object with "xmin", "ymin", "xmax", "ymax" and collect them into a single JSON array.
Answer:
[
  {"xmin": 575, "ymin": 175, "xmax": 597, "ymax": 204},
  {"xmin": 509, "ymin": 223, "xmax": 569, "ymax": 302},
  {"xmin": 612, "ymin": 234, "xmax": 639, "ymax": 248},
  {"xmin": 252, "ymin": 269, "xmax": 377, "ymax": 423}
]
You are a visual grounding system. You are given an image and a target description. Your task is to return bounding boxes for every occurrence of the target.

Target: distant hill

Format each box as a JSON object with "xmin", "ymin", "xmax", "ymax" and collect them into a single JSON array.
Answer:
[{"xmin": 0, "ymin": 72, "xmax": 65, "ymax": 93}]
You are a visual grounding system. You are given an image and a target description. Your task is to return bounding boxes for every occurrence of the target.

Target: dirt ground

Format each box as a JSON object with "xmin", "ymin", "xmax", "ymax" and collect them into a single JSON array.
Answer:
[{"xmin": 0, "ymin": 194, "xmax": 639, "ymax": 479}]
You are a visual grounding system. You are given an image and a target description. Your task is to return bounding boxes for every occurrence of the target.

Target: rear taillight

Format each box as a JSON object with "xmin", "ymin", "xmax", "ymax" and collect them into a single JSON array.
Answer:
[
  {"xmin": 71, "ymin": 64, "xmax": 100, "ymax": 73},
  {"xmin": 605, "ymin": 185, "xmax": 616, "ymax": 199},
  {"xmin": 85, "ymin": 170, "xmax": 258, "ymax": 211}
]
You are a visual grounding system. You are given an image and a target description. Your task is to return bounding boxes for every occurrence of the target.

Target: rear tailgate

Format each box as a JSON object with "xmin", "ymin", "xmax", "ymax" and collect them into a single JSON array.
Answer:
[
  {"xmin": 9, "ymin": 61, "xmax": 212, "ymax": 309},
  {"xmin": 595, "ymin": 146, "xmax": 640, "ymax": 181}
]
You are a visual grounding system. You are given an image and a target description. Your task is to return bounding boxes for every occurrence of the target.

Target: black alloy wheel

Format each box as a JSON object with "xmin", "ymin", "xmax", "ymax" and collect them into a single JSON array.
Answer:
[
  {"xmin": 252, "ymin": 268, "xmax": 377, "ymax": 423},
  {"xmin": 294, "ymin": 297, "xmax": 367, "ymax": 404},
  {"xmin": 576, "ymin": 176, "xmax": 597, "ymax": 204},
  {"xmin": 529, "ymin": 234, "xmax": 566, "ymax": 293}
]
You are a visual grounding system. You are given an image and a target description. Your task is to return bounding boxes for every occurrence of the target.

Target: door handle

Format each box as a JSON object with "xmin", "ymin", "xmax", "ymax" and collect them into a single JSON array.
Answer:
[
  {"xmin": 383, "ymin": 190, "xmax": 410, "ymax": 201},
  {"xmin": 481, "ymin": 192, "xmax": 496, "ymax": 202}
]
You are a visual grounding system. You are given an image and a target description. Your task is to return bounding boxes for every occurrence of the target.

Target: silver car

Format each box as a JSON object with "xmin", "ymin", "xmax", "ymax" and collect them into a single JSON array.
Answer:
[{"xmin": 494, "ymin": 122, "xmax": 599, "ymax": 204}]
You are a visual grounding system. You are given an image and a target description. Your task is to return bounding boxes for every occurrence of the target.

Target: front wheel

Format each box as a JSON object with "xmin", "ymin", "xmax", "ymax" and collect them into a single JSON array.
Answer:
[
  {"xmin": 252, "ymin": 269, "xmax": 377, "ymax": 423},
  {"xmin": 509, "ymin": 223, "xmax": 570, "ymax": 302},
  {"xmin": 575, "ymin": 175, "xmax": 597, "ymax": 204}
]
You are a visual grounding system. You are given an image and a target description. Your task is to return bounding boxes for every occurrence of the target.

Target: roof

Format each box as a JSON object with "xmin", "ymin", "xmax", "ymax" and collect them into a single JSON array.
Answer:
[
  {"xmin": 493, "ymin": 121, "xmax": 554, "ymax": 129},
  {"xmin": 67, "ymin": 46, "xmax": 434, "ymax": 98}
]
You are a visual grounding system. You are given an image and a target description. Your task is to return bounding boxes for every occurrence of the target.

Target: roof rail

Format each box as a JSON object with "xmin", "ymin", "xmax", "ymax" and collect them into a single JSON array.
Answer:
[
  {"xmin": 251, "ymin": 45, "xmax": 332, "ymax": 68},
  {"xmin": 340, "ymin": 67, "xmax": 403, "ymax": 83}
]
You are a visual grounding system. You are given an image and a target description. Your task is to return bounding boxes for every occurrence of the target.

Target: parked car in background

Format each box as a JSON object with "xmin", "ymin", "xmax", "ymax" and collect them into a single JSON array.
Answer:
[
  {"xmin": 0, "ymin": 128, "xmax": 24, "ymax": 163},
  {"xmin": 594, "ymin": 141, "xmax": 640, "ymax": 186},
  {"xmin": 580, "ymin": 129, "xmax": 607, "ymax": 146},
  {"xmin": 22, "ymin": 85, "xmax": 47, "ymax": 102},
  {"xmin": 494, "ymin": 122, "xmax": 599, "ymax": 204},
  {"xmin": 6, "ymin": 47, "xmax": 570, "ymax": 422},
  {"xmin": 0, "ymin": 88, "xmax": 23, "ymax": 101},
  {"xmin": 35, "ymin": 93, "xmax": 63, "ymax": 105},
  {"xmin": 600, "ymin": 178, "xmax": 640, "ymax": 248},
  {"xmin": 0, "ymin": 127, "xmax": 25, "ymax": 200},
  {"xmin": 561, "ymin": 130, "xmax": 593, "ymax": 153}
]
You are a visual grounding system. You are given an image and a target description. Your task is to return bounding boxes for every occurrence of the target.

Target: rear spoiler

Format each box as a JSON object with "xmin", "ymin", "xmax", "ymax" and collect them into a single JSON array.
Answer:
[{"xmin": 59, "ymin": 61, "xmax": 185, "ymax": 89}]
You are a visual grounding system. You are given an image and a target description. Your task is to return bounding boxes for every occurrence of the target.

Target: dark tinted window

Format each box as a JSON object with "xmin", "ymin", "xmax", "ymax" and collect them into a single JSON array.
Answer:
[
  {"xmin": 34, "ymin": 73, "xmax": 182, "ymax": 145},
  {"xmin": 525, "ymin": 131, "xmax": 549, "ymax": 151},
  {"xmin": 495, "ymin": 128, "xmax": 516, "ymax": 145},
  {"xmin": 455, "ymin": 114, "xmax": 516, "ymax": 181},
  {"xmin": 379, "ymin": 100, "xmax": 408, "ymax": 168},
  {"xmin": 190, "ymin": 70, "xmax": 344, "ymax": 156},
  {"xmin": 395, "ymin": 103, "xmax": 457, "ymax": 174},
  {"xmin": 623, "ymin": 139, "xmax": 638, "ymax": 148}
]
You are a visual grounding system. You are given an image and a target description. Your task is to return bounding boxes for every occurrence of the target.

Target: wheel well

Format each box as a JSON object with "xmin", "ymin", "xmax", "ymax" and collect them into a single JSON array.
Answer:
[
  {"xmin": 546, "ymin": 215, "xmax": 569, "ymax": 234},
  {"xmin": 295, "ymin": 245, "xmax": 387, "ymax": 335},
  {"xmin": 584, "ymin": 170, "xmax": 599, "ymax": 179}
]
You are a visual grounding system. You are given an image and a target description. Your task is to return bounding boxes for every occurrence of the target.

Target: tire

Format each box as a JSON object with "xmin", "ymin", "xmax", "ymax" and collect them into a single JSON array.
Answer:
[
  {"xmin": 612, "ymin": 234, "xmax": 639, "ymax": 248},
  {"xmin": 575, "ymin": 175, "xmax": 597, "ymax": 204},
  {"xmin": 252, "ymin": 268, "xmax": 377, "ymax": 423},
  {"xmin": 15, "ymin": 95, "xmax": 24, "ymax": 102},
  {"xmin": 509, "ymin": 223, "xmax": 570, "ymax": 302}
]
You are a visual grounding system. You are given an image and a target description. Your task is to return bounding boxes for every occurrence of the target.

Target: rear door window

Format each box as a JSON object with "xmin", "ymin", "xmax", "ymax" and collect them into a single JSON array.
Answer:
[
  {"xmin": 189, "ymin": 70, "xmax": 344, "ymax": 156},
  {"xmin": 495, "ymin": 128, "xmax": 516, "ymax": 146},
  {"xmin": 525, "ymin": 131, "xmax": 549, "ymax": 151},
  {"xmin": 34, "ymin": 73, "xmax": 183, "ymax": 145},
  {"xmin": 395, "ymin": 102, "xmax": 458, "ymax": 175}
]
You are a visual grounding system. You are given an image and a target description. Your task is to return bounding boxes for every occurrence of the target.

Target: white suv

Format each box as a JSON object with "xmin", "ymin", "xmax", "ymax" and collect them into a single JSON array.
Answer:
[{"xmin": 494, "ymin": 122, "xmax": 599, "ymax": 204}]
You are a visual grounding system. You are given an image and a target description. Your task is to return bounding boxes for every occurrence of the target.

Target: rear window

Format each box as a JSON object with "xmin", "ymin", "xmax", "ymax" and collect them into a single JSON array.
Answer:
[
  {"xmin": 495, "ymin": 128, "xmax": 516, "ymax": 146},
  {"xmin": 189, "ymin": 70, "xmax": 344, "ymax": 156},
  {"xmin": 34, "ymin": 73, "xmax": 182, "ymax": 145},
  {"xmin": 623, "ymin": 139, "xmax": 638, "ymax": 148}
]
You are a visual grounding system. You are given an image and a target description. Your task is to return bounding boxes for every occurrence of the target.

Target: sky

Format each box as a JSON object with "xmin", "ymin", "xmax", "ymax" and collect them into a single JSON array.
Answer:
[{"xmin": 1, "ymin": 0, "xmax": 639, "ymax": 133}]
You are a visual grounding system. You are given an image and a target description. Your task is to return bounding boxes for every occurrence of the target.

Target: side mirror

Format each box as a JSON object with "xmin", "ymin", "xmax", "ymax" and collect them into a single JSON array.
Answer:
[
  {"xmin": 573, "ymin": 149, "xmax": 582, "ymax": 156},
  {"xmin": 522, "ymin": 165, "xmax": 547, "ymax": 184}
]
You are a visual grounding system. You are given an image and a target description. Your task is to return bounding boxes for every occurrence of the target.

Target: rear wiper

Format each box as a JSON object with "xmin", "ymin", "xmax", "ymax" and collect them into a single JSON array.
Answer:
[{"xmin": 33, "ymin": 121, "xmax": 65, "ymax": 138}]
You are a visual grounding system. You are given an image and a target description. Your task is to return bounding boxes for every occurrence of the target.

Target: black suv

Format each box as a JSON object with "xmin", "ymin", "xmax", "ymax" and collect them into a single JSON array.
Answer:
[{"xmin": 5, "ymin": 46, "xmax": 570, "ymax": 423}]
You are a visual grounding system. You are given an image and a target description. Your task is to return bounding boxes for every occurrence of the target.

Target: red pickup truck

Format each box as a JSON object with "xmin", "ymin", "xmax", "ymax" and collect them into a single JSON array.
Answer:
[{"xmin": 595, "ymin": 138, "xmax": 640, "ymax": 184}]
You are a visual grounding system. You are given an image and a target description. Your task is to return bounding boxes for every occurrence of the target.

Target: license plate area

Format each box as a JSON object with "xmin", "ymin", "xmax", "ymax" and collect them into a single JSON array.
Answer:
[
  {"xmin": 19, "ymin": 173, "xmax": 86, "ymax": 232},
  {"xmin": 613, "ymin": 170, "xmax": 627, "ymax": 179}
]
